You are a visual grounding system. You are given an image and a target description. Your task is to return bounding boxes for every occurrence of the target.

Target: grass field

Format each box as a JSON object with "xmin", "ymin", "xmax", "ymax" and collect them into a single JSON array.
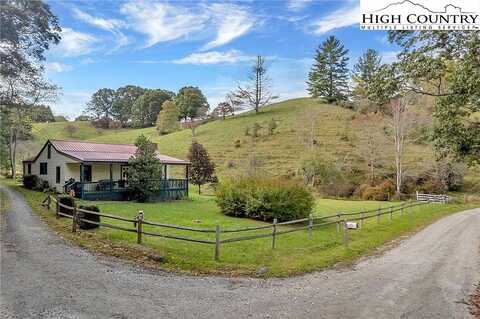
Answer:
[
  {"xmin": 22, "ymin": 98, "xmax": 443, "ymax": 179},
  {"xmin": 3, "ymin": 178, "xmax": 476, "ymax": 277}
]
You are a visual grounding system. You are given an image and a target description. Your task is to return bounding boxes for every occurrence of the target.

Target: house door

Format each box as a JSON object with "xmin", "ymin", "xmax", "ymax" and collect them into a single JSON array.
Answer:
[
  {"xmin": 83, "ymin": 165, "xmax": 92, "ymax": 182},
  {"xmin": 56, "ymin": 166, "xmax": 61, "ymax": 184},
  {"xmin": 121, "ymin": 165, "xmax": 129, "ymax": 181}
]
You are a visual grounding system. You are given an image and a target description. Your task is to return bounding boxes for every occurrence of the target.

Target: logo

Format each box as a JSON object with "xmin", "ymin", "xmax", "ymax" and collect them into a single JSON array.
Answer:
[{"xmin": 360, "ymin": 0, "xmax": 480, "ymax": 30}]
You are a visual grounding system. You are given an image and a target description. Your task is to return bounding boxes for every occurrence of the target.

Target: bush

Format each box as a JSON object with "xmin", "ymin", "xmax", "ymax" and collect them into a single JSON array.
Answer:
[
  {"xmin": 361, "ymin": 186, "xmax": 388, "ymax": 201},
  {"xmin": 58, "ymin": 196, "xmax": 75, "ymax": 216},
  {"xmin": 216, "ymin": 177, "xmax": 314, "ymax": 222},
  {"xmin": 34, "ymin": 180, "xmax": 50, "ymax": 192},
  {"xmin": 23, "ymin": 175, "xmax": 40, "ymax": 190},
  {"xmin": 78, "ymin": 205, "xmax": 101, "ymax": 229},
  {"xmin": 91, "ymin": 117, "xmax": 112, "ymax": 129}
]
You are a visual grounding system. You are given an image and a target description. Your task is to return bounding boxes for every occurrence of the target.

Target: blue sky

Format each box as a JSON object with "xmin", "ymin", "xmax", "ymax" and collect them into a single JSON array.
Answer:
[{"xmin": 44, "ymin": 0, "xmax": 399, "ymax": 118}]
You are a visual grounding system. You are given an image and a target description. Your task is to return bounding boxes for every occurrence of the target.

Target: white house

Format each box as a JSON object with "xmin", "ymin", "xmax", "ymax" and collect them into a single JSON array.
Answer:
[{"xmin": 23, "ymin": 139, "xmax": 190, "ymax": 201}]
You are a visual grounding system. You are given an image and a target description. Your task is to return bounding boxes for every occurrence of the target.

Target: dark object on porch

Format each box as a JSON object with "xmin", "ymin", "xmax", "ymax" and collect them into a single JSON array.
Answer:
[
  {"xmin": 23, "ymin": 175, "xmax": 40, "ymax": 190},
  {"xmin": 58, "ymin": 196, "xmax": 75, "ymax": 216},
  {"xmin": 78, "ymin": 205, "xmax": 101, "ymax": 229}
]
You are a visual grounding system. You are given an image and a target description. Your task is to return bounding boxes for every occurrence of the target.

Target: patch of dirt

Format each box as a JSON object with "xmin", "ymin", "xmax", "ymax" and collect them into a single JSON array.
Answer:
[{"xmin": 470, "ymin": 283, "xmax": 480, "ymax": 318}]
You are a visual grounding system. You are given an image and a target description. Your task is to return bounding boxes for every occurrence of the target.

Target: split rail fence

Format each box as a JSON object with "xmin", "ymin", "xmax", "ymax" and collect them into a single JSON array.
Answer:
[{"xmin": 43, "ymin": 195, "xmax": 437, "ymax": 261}]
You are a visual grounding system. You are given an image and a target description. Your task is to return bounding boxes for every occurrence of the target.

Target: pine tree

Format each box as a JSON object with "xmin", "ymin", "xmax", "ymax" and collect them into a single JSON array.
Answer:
[
  {"xmin": 307, "ymin": 36, "xmax": 349, "ymax": 103},
  {"xmin": 156, "ymin": 101, "xmax": 180, "ymax": 135},
  {"xmin": 128, "ymin": 134, "xmax": 163, "ymax": 202},
  {"xmin": 352, "ymin": 49, "xmax": 382, "ymax": 99},
  {"xmin": 187, "ymin": 141, "xmax": 216, "ymax": 194}
]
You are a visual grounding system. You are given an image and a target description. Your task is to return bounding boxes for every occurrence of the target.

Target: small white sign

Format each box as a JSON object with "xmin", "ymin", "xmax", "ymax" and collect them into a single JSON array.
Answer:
[
  {"xmin": 360, "ymin": 0, "xmax": 480, "ymax": 31},
  {"xmin": 346, "ymin": 222, "xmax": 359, "ymax": 229}
]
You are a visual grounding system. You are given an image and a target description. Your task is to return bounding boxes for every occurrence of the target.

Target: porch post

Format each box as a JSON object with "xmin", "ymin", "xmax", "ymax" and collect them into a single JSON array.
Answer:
[
  {"xmin": 109, "ymin": 163, "xmax": 113, "ymax": 192},
  {"xmin": 185, "ymin": 165, "xmax": 189, "ymax": 197},
  {"xmin": 164, "ymin": 165, "xmax": 167, "ymax": 180},
  {"xmin": 79, "ymin": 163, "xmax": 84, "ymax": 199}
]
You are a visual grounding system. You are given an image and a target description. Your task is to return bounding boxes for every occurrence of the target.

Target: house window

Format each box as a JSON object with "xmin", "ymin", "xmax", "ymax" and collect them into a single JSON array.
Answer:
[
  {"xmin": 27, "ymin": 163, "xmax": 31, "ymax": 175},
  {"xmin": 47, "ymin": 144, "xmax": 51, "ymax": 159},
  {"xmin": 56, "ymin": 166, "xmax": 61, "ymax": 184},
  {"xmin": 40, "ymin": 162, "xmax": 48, "ymax": 175}
]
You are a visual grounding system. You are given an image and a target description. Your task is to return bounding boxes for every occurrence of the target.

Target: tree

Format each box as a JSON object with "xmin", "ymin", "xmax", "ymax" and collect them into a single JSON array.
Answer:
[
  {"xmin": 31, "ymin": 105, "xmax": 55, "ymax": 122},
  {"xmin": 127, "ymin": 134, "xmax": 163, "ymax": 202},
  {"xmin": 63, "ymin": 123, "xmax": 78, "ymax": 137},
  {"xmin": 236, "ymin": 55, "xmax": 275, "ymax": 113},
  {"xmin": 352, "ymin": 113, "xmax": 389, "ymax": 185},
  {"xmin": 0, "ymin": 0, "xmax": 61, "ymax": 178},
  {"xmin": 54, "ymin": 115, "xmax": 68, "ymax": 122},
  {"xmin": 85, "ymin": 88, "xmax": 116, "ymax": 120},
  {"xmin": 174, "ymin": 86, "xmax": 209, "ymax": 121},
  {"xmin": 352, "ymin": 49, "xmax": 382, "ymax": 112},
  {"xmin": 386, "ymin": 31, "xmax": 480, "ymax": 164},
  {"xmin": 131, "ymin": 89, "xmax": 174, "ymax": 128},
  {"xmin": 211, "ymin": 102, "xmax": 233, "ymax": 120},
  {"xmin": 187, "ymin": 141, "xmax": 216, "ymax": 194},
  {"xmin": 75, "ymin": 115, "xmax": 91, "ymax": 121},
  {"xmin": 307, "ymin": 36, "xmax": 349, "ymax": 103},
  {"xmin": 225, "ymin": 92, "xmax": 243, "ymax": 116},
  {"xmin": 112, "ymin": 85, "xmax": 146, "ymax": 126},
  {"xmin": 156, "ymin": 100, "xmax": 180, "ymax": 135}
]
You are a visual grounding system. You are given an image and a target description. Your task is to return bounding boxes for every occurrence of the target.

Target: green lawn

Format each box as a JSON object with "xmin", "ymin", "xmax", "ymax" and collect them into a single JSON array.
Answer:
[{"xmin": 3, "ymin": 177, "xmax": 477, "ymax": 277}]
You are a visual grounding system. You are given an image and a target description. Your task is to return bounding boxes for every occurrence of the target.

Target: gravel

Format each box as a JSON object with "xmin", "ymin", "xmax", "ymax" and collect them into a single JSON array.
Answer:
[{"xmin": 1, "ymin": 185, "xmax": 479, "ymax": 319}]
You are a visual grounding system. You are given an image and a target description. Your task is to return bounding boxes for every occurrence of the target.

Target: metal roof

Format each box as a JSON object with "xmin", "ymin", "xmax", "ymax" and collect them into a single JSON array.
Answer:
[{"xmin": 46, "ymin": 139, "xmax": 189, "ymax": 164}]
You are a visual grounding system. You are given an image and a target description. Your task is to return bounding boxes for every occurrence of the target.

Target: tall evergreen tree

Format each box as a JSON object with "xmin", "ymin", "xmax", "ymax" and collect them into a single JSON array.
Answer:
[
  {"xmin": 352, "ymin": 49, "xmax": 382, "ymax": 99},
  {"xmin": 307, "ymin": 36, "xmax": 349, "ymax": 103},
  {"xmin": 187, "ymin": 141, "xmax": 216, "ymax": 194}
]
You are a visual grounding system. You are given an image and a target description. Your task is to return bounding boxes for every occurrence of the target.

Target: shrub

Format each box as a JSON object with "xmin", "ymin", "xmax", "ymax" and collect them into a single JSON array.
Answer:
[
  {"xmin": 58, "ymin": 196, "xmax": 75, "ymax": 216},
  {"xmin": 378, "ymin": 179, "xmax": 395, "ymax": 197},
  {"xmin": 234, "ymin": 139, "xmax": 241, "ymax": 148},
  {"xmin": 33, "ymin": 179, "xmax": 49, "ymax": 192},
  {"xmin": 91, "ymin": 117, "xmax": 112, "ymax": 129},
  {"xmin": 23, "ymin": 175, "xmax": 40, "ymax": 190},
  {"xmin": 361, "ymin": 186, "xmax": 388, "ymax": 201},
  {"xmin": 216, "ymin": 177, "xmax": 314, "ymax": 222},
  {"xmin": 78, "ymin": 205, "xmax": 101, "ymax": 229}
]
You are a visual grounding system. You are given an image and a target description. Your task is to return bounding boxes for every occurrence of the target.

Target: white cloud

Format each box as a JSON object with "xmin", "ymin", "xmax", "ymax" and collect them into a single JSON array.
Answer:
[
  {"xmin": 73, "ymin": 8, "xmax": 128, "ymax": 50},
  {"xmin": 201, "ymin": 3, "xmax": 255, "ymax": 51},
  {"xmin": 287, "ymin": 0, "xmax": 313, "ymax": 11},
  {"xmin": 45, "ymin": 62, "xmax": 72, "ymax": 73},
  {"xmin": 120, "ymin": 1, "xmax": 207, "ymax": 48},
  {"xmin": 173, "ymin": 50, "xmax": 252, "ymax": 65},
  {"xmin": 380, "ymin": 51, "xmax": 400, "ymax": 64},
  {"xmin": 311, "ymin": 4, "xmax": 360, "ymax": 34},
  {"xmin": 54, "ymin": 28, "xmax": 98, "ymax": 57}
]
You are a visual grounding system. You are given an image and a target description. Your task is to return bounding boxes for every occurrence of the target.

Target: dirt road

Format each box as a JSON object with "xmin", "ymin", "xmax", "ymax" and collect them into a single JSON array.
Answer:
[{"xmin": 1, "ymin": 185, "xmax": 479, "ymax": 319}]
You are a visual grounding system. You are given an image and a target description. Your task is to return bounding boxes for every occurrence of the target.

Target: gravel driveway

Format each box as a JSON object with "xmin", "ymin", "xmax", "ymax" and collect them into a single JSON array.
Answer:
[{"xmin": 1, "ymin": 185, "xmax": 479, "ymax": 319}]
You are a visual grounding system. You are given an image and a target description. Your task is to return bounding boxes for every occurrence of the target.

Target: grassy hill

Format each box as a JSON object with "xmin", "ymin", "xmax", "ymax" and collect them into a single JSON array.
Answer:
[{"xmin": 22, "ymin": 98, "xmax": 479, "ymax": 190}]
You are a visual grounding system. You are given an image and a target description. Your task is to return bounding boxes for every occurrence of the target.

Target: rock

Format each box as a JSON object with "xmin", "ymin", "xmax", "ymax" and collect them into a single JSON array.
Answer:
[
  {"xmin": 255, "ymin": 267, "xmax": 269, "ymax": 277},
  {"xmin": 148, "ymin": 255, "xmax": 166, "ymax": 263}
]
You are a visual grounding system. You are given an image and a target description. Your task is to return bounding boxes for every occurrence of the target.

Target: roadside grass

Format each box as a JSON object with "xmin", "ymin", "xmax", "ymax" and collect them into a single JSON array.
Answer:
[
  {"xmin": 3, "ymin": 177, "xmax": 477, "ymax": 277},
  {"xmin": 0, "ymin": 189, "xmax": 10, "ymax": 214}
]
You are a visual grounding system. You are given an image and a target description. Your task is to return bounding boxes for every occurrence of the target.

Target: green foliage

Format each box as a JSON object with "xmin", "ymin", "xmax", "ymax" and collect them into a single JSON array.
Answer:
[
  {"xmin": 74, "ymin": 115, "xmax": 91, "ymax": 121},
  {"xmin": 156, "ymin": 100, "xmax": 180, "ymax": 135},
  {"xmin": 187, "ymin": 141, "xmax": 216, "ymax": 194},
  {"xmin": 212, "ymin": 102, "xmax": 234, "ymax": 119},
  {"xmin": 131, "ymin": 89, "xmax": 174, "ymax": 128},
  {"xmin": 23, "ymin": 175, "xmax": 40, "ymax": 190},
  {"xmin": 58, "ymin": 196, "xmax": 75, "ymax": 216},
  {"xmin": 367, "ymin": 63, "xmax": 403, "ymax": 106},
  {"xmin": 307, "ymin": 36, "xmax": 349, "ymax": 102},
  {"xmin": 78, "ymin": 205, "xmax": 100, "ymax": 229},
  {"xmin": 127, "ymin": 134, "xmax": 163, "ymax": 202},
  {"xmin": 85, "ymin": 88, "xmax": 116, "ymax": 120},
  {"xmin": 216, "ymin": 177, "xmax": 314, "ymax": 222},
  {"xmin": 53, "ymin": 115, "xmax": 67, "ymax": 122},
  {"xmin": 31, "ymin": 105, "xmax": 55, "ymax": 122},
  {"xmin": 112, "ymin": 85, "xmax": 146, "ymax": 126},
  {"xmin": 175, "ymin": 86, "xmax": 209, "ymax": 121}
]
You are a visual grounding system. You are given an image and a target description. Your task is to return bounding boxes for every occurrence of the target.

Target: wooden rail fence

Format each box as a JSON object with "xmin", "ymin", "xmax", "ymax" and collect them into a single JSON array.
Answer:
[
  {"xmin": 43, "ymin": 195, "xmax": 435, "ymax": 261},
  {"xmin": 416, "ymin": 191, "xmax": 450, "ymax": 203}
]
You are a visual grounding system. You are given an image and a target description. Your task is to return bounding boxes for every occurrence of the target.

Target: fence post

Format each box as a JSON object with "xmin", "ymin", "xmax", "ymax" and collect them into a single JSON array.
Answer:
[
  {"xmin": 136, "ymin": 210, "xmax": 144, "ymax": 244},
  {"xmin": 72, "ymin": 203, "xmax": 78, "ymax": 233},
  {"xmin": 343, "ymin": 220, "xmax": 349, "ymax": 248},
  {"xmin": 376, "ymin": 207, "xmax": 380, "ymax": 224},
  {"xmin": 215, "ymin": 225, "xmax": 221, "ymax": 261},
  {"xmin": 55, "ymin": 194, "xmax": 59, "ymax": 219},
  {"xmin": 47, "ymin": 194, "xmax": 51, "ymax": 210},
  {"xmin": 308, "ymin": 214, "xmax": 313, "ymax": 239},
  {"xmin": 389, "ymin": 207, "xmax": 393, "ymax": 222},
  {"xmin": 360, "ymin": 212, "xmax": 364, "ymax": 229},
  {"xmin": 336, "ymin": 213, "xmax": 341, "ymax": 233},
  {"xmin": 272, "ymin": 218, "xmax": 278, "ymax": 249}
]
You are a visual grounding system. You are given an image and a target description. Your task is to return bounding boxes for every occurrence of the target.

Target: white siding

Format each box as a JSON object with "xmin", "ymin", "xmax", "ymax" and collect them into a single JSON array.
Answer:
[{"xmin": 29, "ymin": 143, "xmax": 79, "ymax": 191}]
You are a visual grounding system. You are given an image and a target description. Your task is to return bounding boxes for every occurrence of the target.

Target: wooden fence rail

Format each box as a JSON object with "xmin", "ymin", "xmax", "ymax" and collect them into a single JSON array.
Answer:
[{"xmin": 44, "ymin": 195, "xmax": 435, "ymax": 261}]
